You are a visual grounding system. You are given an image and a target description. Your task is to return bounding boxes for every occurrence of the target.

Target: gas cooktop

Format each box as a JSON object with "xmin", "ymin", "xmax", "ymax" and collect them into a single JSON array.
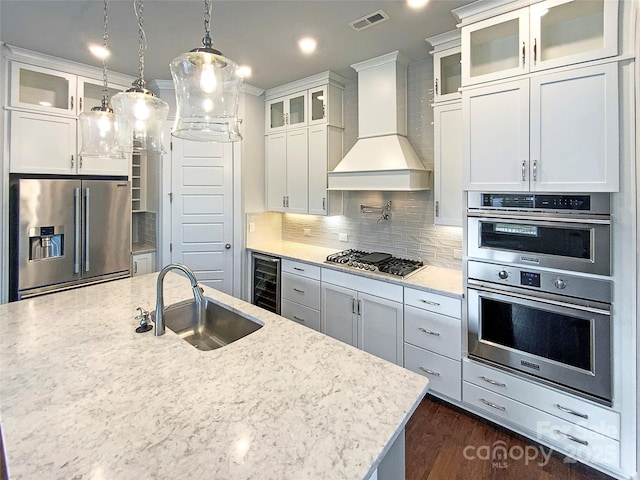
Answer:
[{"xmin": 325, "ymin": 249, "xmax": 425, "ymax": 279}]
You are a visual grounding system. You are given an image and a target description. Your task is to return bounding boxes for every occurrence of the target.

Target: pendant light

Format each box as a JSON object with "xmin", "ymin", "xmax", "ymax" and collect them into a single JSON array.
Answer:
[
  {"xmin": 112, "ymin": 0, "xmax": 169, "ymax": 153},
  {"xmin": 170, "ymin": 0, "xmax": 243, "ymax": 142},
  {"xmin": 79, "ymin": 0, "xmax": 122, "ymax": 159}
]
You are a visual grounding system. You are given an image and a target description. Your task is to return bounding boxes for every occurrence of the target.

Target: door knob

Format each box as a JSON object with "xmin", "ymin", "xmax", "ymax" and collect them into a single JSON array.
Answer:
[{"xmin": 225, "ymin": 243, "xmax": 231, "ymax": 249}]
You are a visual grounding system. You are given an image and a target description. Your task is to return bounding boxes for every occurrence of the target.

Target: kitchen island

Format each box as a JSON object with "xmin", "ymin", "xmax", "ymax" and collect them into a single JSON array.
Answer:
[{"xmin": 0, "ymin": 272, "xmax": 429, "ymax": 480}]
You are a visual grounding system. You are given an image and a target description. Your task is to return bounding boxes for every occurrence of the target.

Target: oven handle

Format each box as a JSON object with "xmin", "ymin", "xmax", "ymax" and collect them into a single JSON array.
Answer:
[
  {"xmin": 467, "ymin": 212, "xmax": 610, "ymax": 225},
  {"xmin": 467, "ymin": 283, "xmax": 611, "ymax": 317}
]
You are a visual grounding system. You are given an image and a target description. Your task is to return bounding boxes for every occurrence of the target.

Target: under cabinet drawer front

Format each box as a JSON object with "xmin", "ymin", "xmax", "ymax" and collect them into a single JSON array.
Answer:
[
  {"xmin": 282, "ymin": 259, "xmax": 321, "ymax": 280},
  {"xmin": 463, "ymin": 360, "xmax": 620, "ymax": 440},
  {"xmin": 282, "ymin": 273, "xmax": 321, "ymax": 310},
  {"xmin": 405, "ymin": 344, "xmax": 461, "ymax": 401},
  {"xmin": 404, "ymin": 306, "xmax": 461, "ymax": 359},
  {"xmin": 404, "ymin": 287, "xmax": 461, "ymax": 318},
  {"xmin": 463, "ymin": 382, "xmax": 620, "ymax": 471},
  {"xmin": 281, "ymin": 299, "xmax": 321, "ymax": 332},
  {"xmin": 322, "ymin": 268, "xmax": 403, "ymax": 303}
]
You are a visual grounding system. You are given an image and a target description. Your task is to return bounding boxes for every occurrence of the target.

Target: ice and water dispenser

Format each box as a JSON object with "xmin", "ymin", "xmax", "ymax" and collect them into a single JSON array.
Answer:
[{"xmin": 28, "ymin": 226, "xmax": 64, "ymax": 260}]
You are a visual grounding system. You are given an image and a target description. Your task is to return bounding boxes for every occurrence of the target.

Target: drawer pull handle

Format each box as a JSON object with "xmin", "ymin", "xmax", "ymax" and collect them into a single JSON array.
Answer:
[
  {"xmin": 293, "ymin": 288, "xmax": 305, "ymax": 293},
  {"xmin": 420, "ymin": 299, "xmax": 440, "ymax": 306},
  {"xmin": 419, "ymin": 367, "xmax": 440, "ymax": 376},
  {"xmin": 293, "ymin": 316, "xmax": 305, "ymax": 323},
  {"xmin": 555, "ymin": 404, "xmax": 589, "ymax": 419},
  {"xmin": 418, "ymin": 327, "xmax": 440, "ymax": 336},
  {"xmin": 293, "ymin": 267, "xmax": 305, "ymax": 271},
  {"xmin": 480, "ymin": 376, "xmax": 506, "ymax": 388},
  {"xmin": 554, "ymin": 430, "xmax": 588, "ymax": 446},
  {"xmin": 479, "ymin": 398, "xmax": 506, "ymax": 411}
]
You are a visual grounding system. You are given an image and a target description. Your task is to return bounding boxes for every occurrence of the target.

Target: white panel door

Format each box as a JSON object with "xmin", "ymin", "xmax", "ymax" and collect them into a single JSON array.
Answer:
[
  {"xmin": 463, "ymin": 79, "xmax": 530, "ymax": 191},
  {"xmin": 357, "ymin": 292, "xmax": 403, "ymax": 366},
  {"xmin": 530, "ymin": 63, "xmax": 619, "ymax": 192},
  {"xmin": 308, "ymin": 125, "xmax": 327, "ymax": 215},
  {"xmin": 434, "ymin": 103, "xmax": 463, "ymax": 226},
  {"xmin": 9, "ymin": 110, "xmax": 76, "ymax": 174},
  {"xmin": 285, "ymin": 128, "xmax": 308, "ymax": 214},
  {"xmin": 266, "ymin": 133, "xmax": 287, "ymax": 212},
  {"xmin": 171, "ymin": 138, "xmax": 234, "ymax": 294}
]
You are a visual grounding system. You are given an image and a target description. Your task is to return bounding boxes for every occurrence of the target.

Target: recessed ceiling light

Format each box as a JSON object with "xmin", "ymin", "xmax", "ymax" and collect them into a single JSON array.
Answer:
[
  {"xmin": 237, "ymin": 65, "xmax": 252, "ymax": 78},
  {"xmin": 298, "ymin": 37, "xmax": 317, "ymax": 55},
  {"xmin": 89, "ymin": 43, "xmax": 110, "ymax": 60},
  {"xmin": 407, "ymin": 0, "xmax": 429, "ymax": 9}
]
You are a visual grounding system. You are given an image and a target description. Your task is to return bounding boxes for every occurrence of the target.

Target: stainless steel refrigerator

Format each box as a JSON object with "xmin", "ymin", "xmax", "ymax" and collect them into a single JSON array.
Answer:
[{"xmin": 9, "ymin": 177, "xmax": 131, "ymax": 300}]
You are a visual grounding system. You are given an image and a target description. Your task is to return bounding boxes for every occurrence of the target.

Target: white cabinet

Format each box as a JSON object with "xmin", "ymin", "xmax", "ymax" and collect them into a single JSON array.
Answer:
[
  {"xmin": 433, "ymin": 104, "xmax": 462, "ymax": 226},
  {"xmin": 403, "ymin": 287, "xmax": 462, "ymax": 401},
  {"xmin": 281, "ymin": 259, "xmax": 321, "ymax": 332},
  {"xmin": 463, "ymin": 359, "xmax": 621, "ymax": 471},
  {"xmin": 266, "ymin": 91, "xmax": 307, "ymax": 133},
  {"xmin": 266, "ymin": 129, "xmax": 308, "ymax": 213},
  {"xmin": 265, "ymin": 72, "xmax": 345, "ymax": 216},
  {"xmin": 132, "ymin": 252, "xmax": 155, "ymax": 276},
  {"xmin": 308, "ymin": 125, "xmax": 343, "ymax": 215},
  {"xmin": 321, "ymin": 269, "xmax": 403, "ymax": 366},
  {"xmin": 8, "ymin": 60, "xmax": 130, "ymax": 176},
  {"xmin": 463, "ymin": 62, "xmax": 618, "ymax": 192},
  {"xmin": 459, "ymin": 0, "xmax": 618, "ymax": 86},
  {"xmin": 427, "ymin": 30, "xmax": 462, "ymax": 103}
]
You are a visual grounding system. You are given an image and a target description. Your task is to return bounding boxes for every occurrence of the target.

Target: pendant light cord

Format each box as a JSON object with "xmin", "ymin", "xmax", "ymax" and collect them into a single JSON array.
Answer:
[
  {"xmin": 101, "ymin": 0, "xmax": 110, "ymax": 108},
  {"xmin": 202, "ymin": 0, "xmax": 213, "ymax": 49},
  {"xmin": 134, "ymin": 0, "xmax": 147, "ymax": 87}
]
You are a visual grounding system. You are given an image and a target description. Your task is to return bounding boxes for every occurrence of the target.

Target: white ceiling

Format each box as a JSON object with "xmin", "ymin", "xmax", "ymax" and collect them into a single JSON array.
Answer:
[{"xmin": 0, "ymin": 0, "xmax": 470, "ymax": 91}]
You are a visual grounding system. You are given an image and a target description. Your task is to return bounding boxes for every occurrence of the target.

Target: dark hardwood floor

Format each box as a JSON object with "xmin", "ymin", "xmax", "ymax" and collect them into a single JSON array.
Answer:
[{"xmin": 405, "ymin": 395, "xmax": 616, "ymax": 480}]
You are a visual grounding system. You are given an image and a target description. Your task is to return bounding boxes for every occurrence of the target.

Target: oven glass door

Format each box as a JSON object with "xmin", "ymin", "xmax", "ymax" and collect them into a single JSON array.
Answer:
[
  {"xmin": 467, "ymin": 284, "xmax": 611, "ymax": 403},
  {"xmin": 467, "ymin": 216, "xmax": 610, "ymax": 275}
]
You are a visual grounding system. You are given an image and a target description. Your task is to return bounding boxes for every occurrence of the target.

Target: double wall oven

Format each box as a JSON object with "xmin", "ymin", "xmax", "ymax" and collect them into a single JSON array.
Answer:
[{"xmin": 466, "ymin": 193, "xmax": 612, "ymax": 405}]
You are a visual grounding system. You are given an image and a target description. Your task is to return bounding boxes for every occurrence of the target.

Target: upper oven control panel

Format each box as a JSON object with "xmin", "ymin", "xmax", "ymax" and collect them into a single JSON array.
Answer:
[{"xmin": 467, "ymin": 192, "xmax": 610, "ymax": 216}]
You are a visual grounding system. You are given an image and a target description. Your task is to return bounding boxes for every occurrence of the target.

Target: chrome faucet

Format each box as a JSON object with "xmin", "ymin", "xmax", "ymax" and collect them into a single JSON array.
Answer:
[{"xmin": 154, "ymin": 263, "xmax": 204, "ymax": 336}]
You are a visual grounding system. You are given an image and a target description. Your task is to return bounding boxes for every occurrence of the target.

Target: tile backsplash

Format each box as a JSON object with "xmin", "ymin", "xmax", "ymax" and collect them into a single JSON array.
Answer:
[
  {"xmin": 248, "ymin": 56, "xmax": 463, "ymax": 271},
  {"xmin": 132, "ymin": 211, "xmax": 156, "ymax": 247}
]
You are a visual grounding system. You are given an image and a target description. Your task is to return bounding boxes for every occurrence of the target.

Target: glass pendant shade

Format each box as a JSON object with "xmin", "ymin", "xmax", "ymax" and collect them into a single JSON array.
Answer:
[
  {"xmin": 79, "ymin": 107, "xmax": 123, "ymax": 158},
  {"xmin": 112, "ymin": 90, "xmax": 169, "ymax": 153},
  {"xmin": 170, "ymin": 50, "xmax": 243, "ymax": 142}
]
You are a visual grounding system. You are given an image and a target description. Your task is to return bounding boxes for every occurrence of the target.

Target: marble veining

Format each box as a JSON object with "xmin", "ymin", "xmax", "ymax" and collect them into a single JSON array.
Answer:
[
  {"xmin": 247, "ymin": 240, "xmax": 464, "ymax": 297},
  {"xmin": 0, "ymin": 273, "xmax": 429, "ymax": 480}
]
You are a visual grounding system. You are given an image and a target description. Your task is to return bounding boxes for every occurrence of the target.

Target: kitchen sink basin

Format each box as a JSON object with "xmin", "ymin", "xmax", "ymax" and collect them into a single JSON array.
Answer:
[{"xmin": 158, "ymin": 298, "xmax": 262, "ymax": 351}]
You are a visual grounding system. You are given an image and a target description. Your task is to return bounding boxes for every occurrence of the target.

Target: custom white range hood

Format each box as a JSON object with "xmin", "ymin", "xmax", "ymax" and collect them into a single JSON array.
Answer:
[{"xmin": 328, "ymin": 51, "xmax": 431, "ymax": 191}]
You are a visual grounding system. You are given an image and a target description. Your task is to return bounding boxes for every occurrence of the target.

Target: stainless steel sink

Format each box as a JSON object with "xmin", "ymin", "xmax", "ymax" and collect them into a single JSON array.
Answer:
[{"xmin": 158, "ymin": 298, "xmax": 262, "ymax": 351}]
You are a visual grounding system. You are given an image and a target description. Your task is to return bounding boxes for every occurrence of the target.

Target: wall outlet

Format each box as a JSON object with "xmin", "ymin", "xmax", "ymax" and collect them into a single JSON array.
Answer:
[
  {"xmin": 303, "ymin": 228, "xmax": 311, "ymax": 237},
  {"xmin": 339, "ymin": 233, "xmax": 348, "ymax": 242},
  {"xmin": 249, "ymin": 222, "xmax": 255, "ymax": 233}
]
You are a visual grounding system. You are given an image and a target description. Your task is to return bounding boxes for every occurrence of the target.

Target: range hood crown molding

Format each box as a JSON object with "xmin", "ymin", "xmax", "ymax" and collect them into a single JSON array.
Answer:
[{"xmin": 327, "ymin": 50, "xmax": 431, "ymax": 192}]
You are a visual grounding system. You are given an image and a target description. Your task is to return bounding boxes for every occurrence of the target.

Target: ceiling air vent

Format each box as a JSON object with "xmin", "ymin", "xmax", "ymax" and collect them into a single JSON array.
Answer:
[{"xmin": 349, "ymin": 10, "xmax": 389, "ymax": 32}]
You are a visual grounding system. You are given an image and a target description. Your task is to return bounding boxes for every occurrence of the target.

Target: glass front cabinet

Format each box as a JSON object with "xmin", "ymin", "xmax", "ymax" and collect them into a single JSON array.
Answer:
[
  {"xmin": 266, "ymin": 91, "xmax": 307, "ymax": 133},
  {"xmin": 10, "ymin": 62, "xmax": 77, "ymax": 115},
  {"xmin": 461, "ymin": 0, "xmax": 618, "ymax": 86}
]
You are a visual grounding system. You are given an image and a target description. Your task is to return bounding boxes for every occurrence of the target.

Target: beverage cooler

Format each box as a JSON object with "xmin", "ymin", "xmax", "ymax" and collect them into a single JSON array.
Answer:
[{"xmin": 251, "ymin": 253, "xmax": 281, "ymax": 314}]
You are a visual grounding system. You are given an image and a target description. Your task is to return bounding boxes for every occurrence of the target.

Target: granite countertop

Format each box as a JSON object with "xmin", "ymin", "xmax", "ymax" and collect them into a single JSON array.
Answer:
[
  {"xmin": 247, "ymin": 240, "xmax": 464, "ymax": 298},
  {"xmin": 0, "ymin": 273, "xmax": 429, "ymax": 480}
]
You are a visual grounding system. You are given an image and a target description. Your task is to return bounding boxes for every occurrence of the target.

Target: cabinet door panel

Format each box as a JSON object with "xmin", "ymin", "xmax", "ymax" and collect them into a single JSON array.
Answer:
[
  {"xmin": 285, "ymin": 129, "xmax": 308, "ymax": 213},
  {"xmin": 266, "ymin": 133, "xmax": 287, "ymax": 212},
  {"xmin": 434, "ymin": 104, "xmax": 463, "ymax": 226},
  {"xmin": 463, "ymin": 79, "xmax": 530, "ymax": 191},
  {"xmin": 308, "ymin": 126, "xmax": 328, "ymax": 215},
  {"xmin": 10, "ymin": 111, "xmax": 76, "ymax": 174},
  {"xmin": 10, "ymin": 62, "xmax": 77, "ymax": 115},
  {"xmin": 321, "ymin": 283, "xmax": 357, "ymax": 347},
  {"xmin": 530, "ymin": 63, "xmax": 618, "ymax": 192},
  {"xmin": 358, "ymin": 292, "xmax": 403, "ymax": 366}
]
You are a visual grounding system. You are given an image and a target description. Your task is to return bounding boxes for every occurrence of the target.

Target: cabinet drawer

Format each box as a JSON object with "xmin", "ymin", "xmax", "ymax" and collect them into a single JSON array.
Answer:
[
  {"xmin": 405, "ymin": 344, "xmax": 461, "ymax": 401},
  {"xmin": 404, "ymin": 305, "xmax": 461, "ymax": 359},
  {"xmin": 404, "ymin": 287, "xmax": 461, "ymax": 318},
  {"xmin": 282, "ymin": 272, "xmax": 320, "ymax": 310},
  {"xmin": 281, "ymin": 299, "xmax": 321, "ymax": 332},
  {"xmin": 322, "ymin": 268, "xmax": 403, "ymax": 303},
  {"xmin": 463, "ymin": 382, "xmax": 620, "ymax": 470},
  {"xmin": 282, "ymin": 259, "xmax": 320, "ymax": 280},
  {"xmin": 463, "ymin": 360, "xmax": 620, "ymax": 440}
]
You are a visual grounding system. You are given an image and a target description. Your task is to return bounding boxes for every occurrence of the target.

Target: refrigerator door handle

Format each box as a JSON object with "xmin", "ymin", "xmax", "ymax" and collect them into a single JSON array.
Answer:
[
  {"xmin": 74, "ymin": 187, "xmax": 81, "ymax": 274},
  {"xmin": 84, "ymin": 188, "xmax": 90, "ymax": 272}
]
